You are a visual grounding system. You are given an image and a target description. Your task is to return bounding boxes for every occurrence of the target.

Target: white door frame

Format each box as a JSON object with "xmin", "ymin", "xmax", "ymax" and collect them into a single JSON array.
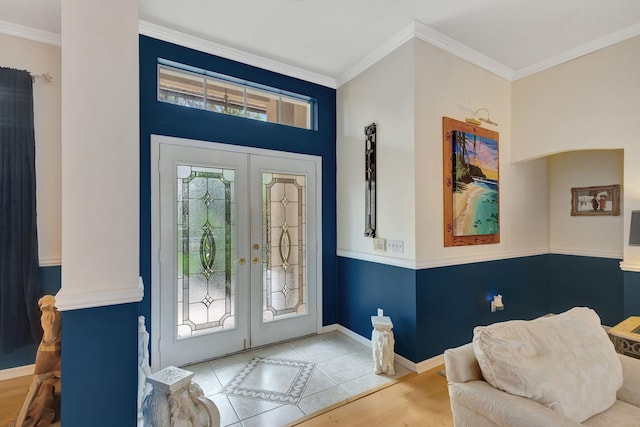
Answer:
[{"xmin": 150, "ymin": 134, "xmax": 323, "ymax": 371}]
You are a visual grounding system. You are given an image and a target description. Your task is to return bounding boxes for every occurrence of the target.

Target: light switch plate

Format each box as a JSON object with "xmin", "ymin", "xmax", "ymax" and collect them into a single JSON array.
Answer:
[{"xmin": 373, "ymin": 238, "xmax": 386, "ymax": 251}]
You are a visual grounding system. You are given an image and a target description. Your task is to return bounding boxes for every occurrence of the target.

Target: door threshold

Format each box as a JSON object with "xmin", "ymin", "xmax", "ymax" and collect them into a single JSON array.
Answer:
[{"xmin": 180, "ymin": 333, "xmax": 318, "ymax": 367}]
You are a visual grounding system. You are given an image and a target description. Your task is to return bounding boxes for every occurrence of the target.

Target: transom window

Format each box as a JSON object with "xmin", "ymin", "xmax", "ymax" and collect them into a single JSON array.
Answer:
[{"xmin": 158, "ymin": 60, "xmax": 315, "ymax": 130}]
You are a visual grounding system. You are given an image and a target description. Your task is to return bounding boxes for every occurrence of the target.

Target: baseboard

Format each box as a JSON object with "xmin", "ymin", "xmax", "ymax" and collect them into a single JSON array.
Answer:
[
  {"xmin": 0, "ymin": 364, "xmax": 34, "ymax": 381},
  {"xmin": 320, "ymin": 324, "xmax": 339, "ymax": 334},
  {"xmin": 414, "ymin": 354, "xmax": 445, "ymax": 373},
  {"xmin": 322, "ymin": 323, "xmax": 444, "ymax": 373},
  {"xmin": 331, "ymin": 324, "xmax": 372, "ymax": 347}
]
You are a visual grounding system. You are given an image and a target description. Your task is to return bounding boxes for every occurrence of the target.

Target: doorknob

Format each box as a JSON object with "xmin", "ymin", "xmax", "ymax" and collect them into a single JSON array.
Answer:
[
  {"xmin": 253, "ymin": 244, "xmax": 260, "ymax": 251},
  {"xmin": 237, "ymin": 258, "xmax": 246, "ymax": 265},
  {"xmin": 252, "ymin": 257, "xmax": 261, "ymax": 264}
]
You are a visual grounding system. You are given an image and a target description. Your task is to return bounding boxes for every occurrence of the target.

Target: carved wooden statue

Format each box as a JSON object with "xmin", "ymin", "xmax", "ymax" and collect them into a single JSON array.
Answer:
[
  {"xmin": 34, "ymin": 295, "xmax": 61, "ymax": 374},
  {"xmin": 14, "ymin": 295, "xmax": 62, "ymax": 427}
]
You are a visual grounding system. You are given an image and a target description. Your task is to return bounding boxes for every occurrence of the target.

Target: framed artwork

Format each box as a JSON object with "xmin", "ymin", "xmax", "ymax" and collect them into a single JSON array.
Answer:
[
  {"xmin": 443, "ymin": 117, "xmax": 500, "ymax": 246},
  {"xmin": 570, "ymin": 185, "xmax": 620, "ymax": 216}
]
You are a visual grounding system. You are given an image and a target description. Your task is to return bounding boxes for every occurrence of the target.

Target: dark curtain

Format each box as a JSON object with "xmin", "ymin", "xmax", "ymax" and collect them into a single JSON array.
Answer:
[{"xmin": 0, "ymin": 67, "xmax": 41, "ymax": 353}]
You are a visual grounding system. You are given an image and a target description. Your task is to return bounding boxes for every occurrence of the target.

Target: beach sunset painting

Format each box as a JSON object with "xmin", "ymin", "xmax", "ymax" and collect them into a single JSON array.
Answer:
[{"xmin": 452, "ymin": 130, "xmax": 498, "ymax": 236}]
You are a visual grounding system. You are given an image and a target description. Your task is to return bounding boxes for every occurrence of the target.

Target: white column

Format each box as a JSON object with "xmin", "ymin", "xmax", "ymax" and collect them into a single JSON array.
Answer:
[
  {"xmin": 621, "ymin": 144, "xmax": 640, "ymax": 271},
  {"xmin": 57, "ymin": 0, "xmax": 141, "ymax": 310}
]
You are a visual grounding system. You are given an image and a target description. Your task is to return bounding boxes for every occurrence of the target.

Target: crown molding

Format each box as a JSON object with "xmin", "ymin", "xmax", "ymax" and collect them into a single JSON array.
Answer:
[
  {"xmin": 0, "ymin": 20, "xmax": 60, "ymax": 46},
  {"xmin": 336, "ymin": 21, "xmax": 417, "ymax": 87},
  {"xmin": 513, "ymin": 22, "xmax": 640, "ymax": 80},
  {"xmin": 2, "ymin": 17, "xmax": 635, "ymax": 87},
  {"xmin": 338, "ymin": 19, "xmax": 640, "ymax": 86},
  {"xmin": 139, "ymin": 20, "xmax": 336, "ymax": 89},
  {"xmin": 336, "ymin": 20, "xmax": 515, "ymax": 86},
  {"xmin": 412, "ymin": 20, "xmax": 515, "ymax": 81}
]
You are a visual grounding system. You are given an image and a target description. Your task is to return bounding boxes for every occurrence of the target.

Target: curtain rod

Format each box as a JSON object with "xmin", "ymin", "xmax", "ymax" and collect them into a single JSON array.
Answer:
[{"xmin": 31, "ymin": 73, "xmax": 53, "ymax": 83}]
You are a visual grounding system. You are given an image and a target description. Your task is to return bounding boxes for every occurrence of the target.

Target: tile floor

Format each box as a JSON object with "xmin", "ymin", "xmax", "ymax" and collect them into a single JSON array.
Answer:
[{"xmin": 183, "ymin": 330, "xmax": 411, "ymax": 427}]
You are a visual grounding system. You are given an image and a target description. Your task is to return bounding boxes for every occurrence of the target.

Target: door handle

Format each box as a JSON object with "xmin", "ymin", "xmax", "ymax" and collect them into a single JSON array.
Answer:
[
  {"xmin": 253, "ymin": 244, "xmax": 260, "ymax": 251},
  {"xmin": 237, "ymin": 258, "xmax": 246, "ymax": 265},
  {"xmin": 252, "ymin": 257, "xmax": 261, "ymax": 264}
]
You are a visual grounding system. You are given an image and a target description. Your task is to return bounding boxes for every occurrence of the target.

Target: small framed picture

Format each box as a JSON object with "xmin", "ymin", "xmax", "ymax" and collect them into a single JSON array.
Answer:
[{"xmin": 570, "ymin": 185, "xmax": 620, "ymax": 216}]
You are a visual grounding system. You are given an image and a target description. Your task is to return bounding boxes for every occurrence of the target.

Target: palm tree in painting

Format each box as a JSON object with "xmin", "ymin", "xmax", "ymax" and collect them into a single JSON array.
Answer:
[{"xmin": 452, "ymin": 131, "xmax": 486, "ymax": 193}]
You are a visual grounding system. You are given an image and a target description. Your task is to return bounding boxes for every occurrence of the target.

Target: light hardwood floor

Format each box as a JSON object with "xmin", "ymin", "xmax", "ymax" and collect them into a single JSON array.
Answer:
[
  {"xmin": 0, "ymin": 375, "xmax": 31, "ymax": 427},
  {"xmin": 293, "ymin": 365, "xmax": 453, "ymax": 427},
  {"xmin": 0, "ymin": 366, "xmax": 454, "ymax": 427}
]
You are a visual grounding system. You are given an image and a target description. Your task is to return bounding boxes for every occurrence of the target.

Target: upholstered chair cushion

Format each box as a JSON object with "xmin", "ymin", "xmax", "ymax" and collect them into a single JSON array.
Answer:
[{"xmin": 472, "ymin": 307, "xmax": 622, "ymax": 423}]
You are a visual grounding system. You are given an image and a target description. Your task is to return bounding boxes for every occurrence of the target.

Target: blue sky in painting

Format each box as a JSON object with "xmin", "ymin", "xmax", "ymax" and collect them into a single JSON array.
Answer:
[{"xmin": 464, "ymin": 133, "xmax": 498, "ymax": 170}]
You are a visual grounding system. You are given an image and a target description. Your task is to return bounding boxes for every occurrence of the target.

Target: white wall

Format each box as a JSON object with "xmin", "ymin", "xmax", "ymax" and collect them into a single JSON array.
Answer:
[
  {"xmin": 337, "ymin": 38, "xmax": 550, "ymax": 268},
  {"xmin": 1, "ymin": 33, "xmax": 61, "ymax": 266},
  {"xmin": 513, "ymin": 35, "xmax": 640, "ymax": 267},
  {"xmin": 414, "ymin": 39, "xmax": 549, "ymax": 267},
  {"xmin": 337, "ymin": 40, "xmax": 416, "ymax": 263},
  {"xmin": 56, "ymin": 0, "xmax": 141, "ymax": 309},
  {"xmin": 549, "ymin": 150, "xmax": 623, "ymax": 258}
]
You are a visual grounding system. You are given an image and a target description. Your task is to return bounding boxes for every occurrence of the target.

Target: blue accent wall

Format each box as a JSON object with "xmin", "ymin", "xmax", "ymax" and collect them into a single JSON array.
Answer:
[
  {"xmin": 139, "ymin": 35, "xmax": 337, "ymax": 332},
  {"xmin": 546, "ymin": 254, "xmax": 623, "ymax": 326},
  {"xmin": 40, "ymin": 265, "xmax": 62, "ymax": 296},
  {"xmin": 338, "ymin": 254, "xmax": 625, "ymax": 363},
  {"xmin": 336, "ymin": 257, "xmax": 417, "ymax": 360},
  {"xmin": 61, "ymin": 303, "xmax": 138, "ymax": 427},
  {"xmin": 416, "ymin": 256, "xmax": 550, "ymax": 361}
]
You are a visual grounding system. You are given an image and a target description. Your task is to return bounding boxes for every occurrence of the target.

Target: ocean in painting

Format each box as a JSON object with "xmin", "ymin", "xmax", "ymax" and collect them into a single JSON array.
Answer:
[{"xmin": 453, "ymin": 178, "xmax": 498, "ymax": 236}]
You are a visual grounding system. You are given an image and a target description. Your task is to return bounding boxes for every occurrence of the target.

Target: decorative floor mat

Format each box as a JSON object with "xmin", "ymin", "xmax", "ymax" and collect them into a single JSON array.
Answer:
[{"xmin": 221, "ymin": 357, "xmax": 315, "ymax": 405}]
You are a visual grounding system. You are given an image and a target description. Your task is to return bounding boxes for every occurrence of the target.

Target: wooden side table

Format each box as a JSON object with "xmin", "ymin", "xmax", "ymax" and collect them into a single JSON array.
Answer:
[{"xmin": 608, "ymin": 316, "xmax": 640, "ymax": 359}]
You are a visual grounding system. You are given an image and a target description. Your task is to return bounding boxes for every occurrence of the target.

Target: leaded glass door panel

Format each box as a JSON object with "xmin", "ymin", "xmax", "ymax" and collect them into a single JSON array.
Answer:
[
  {"xmin": 176, "ymin": 165, "xmax": 235, "ymax": 339},
  {"xmin": 250, "ymin": 156, "xmax": 317, "ymax": 347},
  {"xmin": 262, "ymin": 173, "xmax": 306, "ymax": 322},
  {"xmin": 158, "ymin": 143, "xmax": 249, "ymax": 368}
]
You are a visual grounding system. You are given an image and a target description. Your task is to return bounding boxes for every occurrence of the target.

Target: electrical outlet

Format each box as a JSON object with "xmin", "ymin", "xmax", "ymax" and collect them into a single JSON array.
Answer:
[
  {"xmin": 387, "ymin": 240, "xmax": 404, "ymax": 253},
  {"xmin": 373, "ymin": 238, "xmax": 386, "ymax": 251},
  {"xmin": 491, "ymin": 294, "xmax": 504, "ymax": 312}
]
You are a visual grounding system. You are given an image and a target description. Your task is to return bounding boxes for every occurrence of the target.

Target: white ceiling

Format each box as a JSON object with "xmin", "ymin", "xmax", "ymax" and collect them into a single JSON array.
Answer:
[{"xmin": 3, "ymin": 0, "xmax": 640, "ymax": 84}]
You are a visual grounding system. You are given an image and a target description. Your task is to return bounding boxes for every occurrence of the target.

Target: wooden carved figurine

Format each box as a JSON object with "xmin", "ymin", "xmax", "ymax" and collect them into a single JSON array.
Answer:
[
  {"xmin": 34, "ymin": 295, "xmax": 61, "ymax": 374},
  {"xmin": 14, "ymin": 295, "xmax": 62, "ymax": 427}
]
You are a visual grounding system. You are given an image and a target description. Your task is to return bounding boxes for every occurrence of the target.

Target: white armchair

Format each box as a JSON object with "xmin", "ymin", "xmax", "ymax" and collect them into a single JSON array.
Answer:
[{"xmin": 444, "ymin": 309, "xmax": 640, "ymax": 427}]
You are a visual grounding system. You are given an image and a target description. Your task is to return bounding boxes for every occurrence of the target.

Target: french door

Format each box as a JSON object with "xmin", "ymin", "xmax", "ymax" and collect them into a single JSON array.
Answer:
[{"xmin": 151, "ymin": 136, "xmax": 321, "ymax": 369}]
